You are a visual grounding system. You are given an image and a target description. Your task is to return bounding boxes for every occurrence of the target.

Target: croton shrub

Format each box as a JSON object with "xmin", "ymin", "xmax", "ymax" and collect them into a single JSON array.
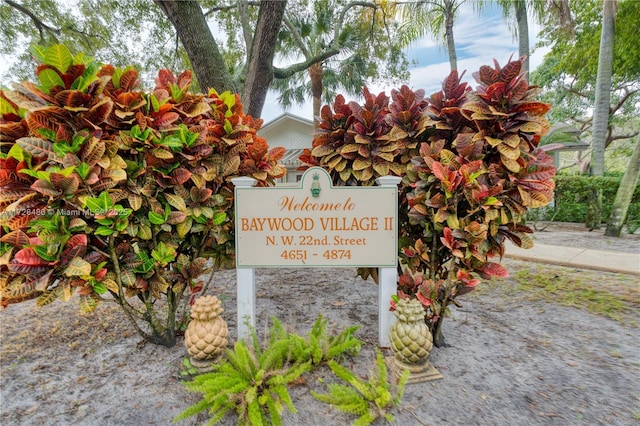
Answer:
[
  {"xmin": 300, "ymin": 56, "xmax": 557, "ymax": 346},
  {"xmin": 0, "ymin": 44, "xmax": 285, "ymax": 346}
]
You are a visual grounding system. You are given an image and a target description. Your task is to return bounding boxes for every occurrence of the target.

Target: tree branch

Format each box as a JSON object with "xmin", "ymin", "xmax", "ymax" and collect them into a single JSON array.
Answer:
[
  {"xmin": 274, "ymin": 0, "xmax": 378, "ymax": 80},
  {"xmin": 4, "ymin": 0, "xmax": 60, "ymax": 43},
  {"xmin": 273, "ymin": 47, "xmax": 340, "ymax": 79},
  {"xmin": 5, "ymin": 0, "xmax": 112, "ymax": 48},
  {"xmin": 611, "ymin": 87, "xmax": 639, "ymax": 115},
  {"xmin": 282, "ymin": 14, "xmax": 311, "ymax": 58},
  {"xmin": 238, "ymin": 0, "xmax": 253, "ymax": 57},
  {"xmin": 609, "ymin": 132, "xmax": 639, "ymax": 143},
  {"xmin": 203, "ymin": 1, "xmax": 261, "ymax": 17}
]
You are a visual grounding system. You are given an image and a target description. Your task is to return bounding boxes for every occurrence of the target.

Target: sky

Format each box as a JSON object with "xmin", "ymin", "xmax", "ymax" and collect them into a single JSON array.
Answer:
[{"xmin": 260, "ymin": 2, "xmax": 550, "ymax": 123}]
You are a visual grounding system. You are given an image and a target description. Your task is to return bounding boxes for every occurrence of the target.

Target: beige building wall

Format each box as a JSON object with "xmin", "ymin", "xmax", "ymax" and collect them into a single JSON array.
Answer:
[{"xmin": 258, "ymin": 113, "xmax": 313, "ymax": 184}]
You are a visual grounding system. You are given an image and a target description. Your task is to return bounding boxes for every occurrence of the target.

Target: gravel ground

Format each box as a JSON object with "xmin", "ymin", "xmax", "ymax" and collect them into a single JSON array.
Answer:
[{"xmin": 1, "ymin": 224, "xmax": 639, "ymax": 426}]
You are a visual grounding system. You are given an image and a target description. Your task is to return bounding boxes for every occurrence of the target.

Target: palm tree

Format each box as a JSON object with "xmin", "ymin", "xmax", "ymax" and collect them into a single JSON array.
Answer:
[
  {"xmin": 272, "ymin": 0, "xmax": 407, "ymax": 125},
  {"xmin": 396, "ymin": 0, "xmax": 468, "ymax": 72},
  {"xmin": 591, "ymin": 0, "xmax": 617, "ymax": 177},
  {"xmin": 495, "ymin": 0, "xmax": 571, "ymax": 77}
]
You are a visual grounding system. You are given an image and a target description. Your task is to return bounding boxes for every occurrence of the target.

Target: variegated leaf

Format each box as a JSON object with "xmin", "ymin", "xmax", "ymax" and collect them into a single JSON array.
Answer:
[
  {"xmin": 502, "ymin": 156, "xmax": 521, "ymax": 173},
  {"xmin": 360, "ymin": 166, "xmax": 373, "ymax": 182},
  {"xmin": 334, "ymin": 158, "xmax": 348, "ymax": 172},
  {"xmin": 165, "ymin": 193, "xmax": 187, "ymax": 211},
  {"xmin": 79, "ymin": 294, "xmax": 98, "ymax": 313},
  {"xmin": 176, "ymin": 217, "xmax": 192, "ymax": 238},
  {"xmin": 58, "ymin": 280, "xmax": 73, "ymax": 302},
  {"xmin": 64, "ymin": 257, "xmax": 91, "ymax": 277},
  {"xmin": 36, "ymin": 289, "xmax": 58, "ymax": 307},
  {"xmin": 17, "ymin": 137, "xmax": 54, "ymax": 158},
  {"xmin": 252, "ymin": 171, "xmax": 267, "ymax": 181},
  {"xmin": 44, "ymin": 44, "xmax": 73, "ymax": 73},
  {"xmin": 339, "ymin": 168, "xmax": 352, "ymax": 182},
  {"xmin": 517, "ymin": 122, "xmax": 542, "ymax": 133},
  {"xmin": 0, "ymin": 230, "xmax": 30, "ymax": 248},
  {"xmin": 339, "ymin": 144, "xmax": 360, "ymax": 154},
  {"xmin": 497, "ymin": 143, "xmax": 520, "ymax": 160},
  {"xmin": 222, "ymin": 155, "xmax": 240, "ymax": 177},
  {"xmin": 190, "ymin": 174, "xmax": 205, "ymax": 188},
  {"xmin": 502, "ymin": 133, "xmax": 521, "ymax": 148},
  {"xmin": 137, "ymin": 224, "xmax": 152, "ymax": 240},
  {"xmin": 166, "ymin": 211, "xmax": 186, "ymax": 225},
  {"xmin": 372, "ymin": 161, "xmax": 389, "ymax": 176},
  {"xmin": 128, "ymin": 194, "xmax": 142, "ymax": 211},
  {"xmin": 81, "ymin": 138, "xmax": 105, "ymax": 166},
  {"xmin": 104, "ymin": 168, "xmax": 127, "ymax": 182},
  {"xmin": 353, "ymin": 157, "xmax": 371, "ymax": 171},
  {"xmin": 120, "ymin": 269, "xmax": 136, "ymax": 287},
  {"xmin": 311, "ymin": 144, "xmax": 335, "ymax": 157},
  {"xmin": 102, "ymin": 278, "xmax": 119, "ymax": 293},
  {"xmin": 485, "ymin": 136, "xmax": 502, "ymax": 147},
  {"xmin": 152, "ymin": 148, "xmax": 174, "ymax": 159}
]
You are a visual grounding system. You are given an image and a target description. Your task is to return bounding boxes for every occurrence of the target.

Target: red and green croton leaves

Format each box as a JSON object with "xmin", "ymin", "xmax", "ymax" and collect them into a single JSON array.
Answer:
[
  {"xmin": 302, "ymin": 55, "xmax": 556, "ymax": 317},
  {"xmin": 0, "ymin": 44, "xmax": 285, "ymax": 311}
]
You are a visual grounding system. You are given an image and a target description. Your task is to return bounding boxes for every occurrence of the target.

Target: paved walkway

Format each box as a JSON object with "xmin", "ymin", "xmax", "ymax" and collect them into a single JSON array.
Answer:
[{"xmin": 505, "ymin": 242, "xmax": 640, "ymax": 276}]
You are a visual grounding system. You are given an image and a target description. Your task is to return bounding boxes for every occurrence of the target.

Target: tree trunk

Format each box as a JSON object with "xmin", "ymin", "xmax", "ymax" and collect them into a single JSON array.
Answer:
[
  {"xmin": 590, "ymin": 0, "xmax": 616, "ymax": 177},
  {"xmin": 153, "ymin": 0, "xmax": 235, "ymax": 94},
  {"xmin": 585, "ymin": 186, "xmax": 602, "ymax": 231},
  {"xmin": 309, "ymin": 62, "xmax": 323, "ymax": 128},
  {"xmin": 515, "ymin": 0, "xmax": 529, "ymax": 76},
  {"xmin": 605, "ymin": 139, "xmax": 640, "ymax": 237},
  {"xmin": 586, "ymin": 0, "xmax": 616, "ymax": 232},
  {"xmin": 241, "ymin": 0, "xmax": 287, "ymax": 118},
  {"xmin": 445, "ymin": 12, "xmax": 457, "ymax": 71},
  {"xmin": 430, "ymin": 315, "xmax": 447, "ymax": 348}
]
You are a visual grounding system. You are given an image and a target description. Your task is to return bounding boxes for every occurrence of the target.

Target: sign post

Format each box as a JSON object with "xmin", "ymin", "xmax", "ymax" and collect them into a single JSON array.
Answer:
[{"xmin": 232, "ymin": 167, "xmax": 401, "ymax": 346}]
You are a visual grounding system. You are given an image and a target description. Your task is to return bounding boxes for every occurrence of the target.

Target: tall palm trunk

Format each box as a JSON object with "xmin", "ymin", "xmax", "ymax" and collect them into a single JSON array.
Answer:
[
  {"xmin": 309, "ymin": 62, "xmax": 323, "ymax": 128},
  {"xmin": 445, "ymin": 9, "xmax": 457, "ymax": 71},
  {"xmin": 515, "ymin": 0, "xmax": 529, "ymax": 76},
  {"xmin": 591, "ymin": 0, "xmax": 616, "ymax": 177},
  {"xmin": 588, "ymin": 0, "xmax": 616, "ymax": 230}
]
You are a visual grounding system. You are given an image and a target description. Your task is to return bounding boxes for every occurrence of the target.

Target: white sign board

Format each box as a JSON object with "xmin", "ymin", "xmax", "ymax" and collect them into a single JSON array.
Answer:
[
  {"xmin": 232, "ymin": 167, "xmax": 401, "ymax": 347},
  {"xmin": 234, "ymin": 167, "xmax": 397, "ymax": 267}
]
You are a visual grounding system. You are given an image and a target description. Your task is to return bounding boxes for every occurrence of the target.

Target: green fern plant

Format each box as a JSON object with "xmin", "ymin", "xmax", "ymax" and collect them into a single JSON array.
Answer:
[
  {"xmin": 311, "ymin": 350, "xmax": 409, "ymax": 426},
  {"xmin": 176, "ymin": 316, "xmax": 364, "ymax": 425},
  {"xmin": 175, "ymin": 321, "xmax": 310, "ymax": 425},
  {"xmin": 287, "ymin": 315, "xmax": 362, "ymax": 366}
]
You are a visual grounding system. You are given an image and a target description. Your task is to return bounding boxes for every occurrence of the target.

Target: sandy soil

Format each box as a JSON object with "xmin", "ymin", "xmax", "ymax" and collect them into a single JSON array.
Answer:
[{"xmin": 1, "ymin": 223, "xmax": 639, "ymax": 426}]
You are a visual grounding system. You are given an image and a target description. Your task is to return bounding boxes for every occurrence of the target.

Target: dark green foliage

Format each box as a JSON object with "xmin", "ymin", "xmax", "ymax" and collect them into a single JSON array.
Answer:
[
  {"xmin": 530, "ymin": 175, "xmax": 640, "ymax": 232},
  {"xmin": 311, "ymin": 350, "xmax": 408, "ymax": 426},
  {"xmin": 176, "ymin": 316, "xmax": 364, "ymax": 425}
]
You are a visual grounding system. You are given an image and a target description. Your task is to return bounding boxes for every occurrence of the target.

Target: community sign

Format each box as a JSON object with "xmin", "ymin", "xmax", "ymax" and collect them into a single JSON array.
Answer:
[{"xmin": 234, "ymin": 167, "xmax": 398, "ymax": 267}]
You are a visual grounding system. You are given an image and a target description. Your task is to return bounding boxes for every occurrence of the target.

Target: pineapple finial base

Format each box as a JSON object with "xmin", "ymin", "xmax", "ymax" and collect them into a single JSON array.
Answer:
[{"xmin": 386, "ymin": 356, "xmax": 443, "ymax": 383}]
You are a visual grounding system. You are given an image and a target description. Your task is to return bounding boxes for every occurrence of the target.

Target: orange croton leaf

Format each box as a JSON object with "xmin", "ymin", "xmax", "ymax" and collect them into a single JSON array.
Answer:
[
  {"xmin": 416, "ymin": 290, "xmax": 432, "ymax": 307},
  {"xmin": 456, "ymin": 269, "xmax": 480, "ymax": 287}
]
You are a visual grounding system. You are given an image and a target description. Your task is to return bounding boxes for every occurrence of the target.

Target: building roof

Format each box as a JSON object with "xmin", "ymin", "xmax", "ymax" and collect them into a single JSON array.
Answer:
[
  {"xmin": 261, "ymin": 112, "xmax": 313, "ymax": 130},
  {"xmin": 280, "ymin": 148, "xmax": 305, "ymax": 166},
  {"xmin": 259, "ymin": 112, "xmax": 314, "ymax": 151}
]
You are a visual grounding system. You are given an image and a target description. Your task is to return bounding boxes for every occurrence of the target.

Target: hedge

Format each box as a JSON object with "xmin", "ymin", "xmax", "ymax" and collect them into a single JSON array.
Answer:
[{"xmin": 528, "ymin": 175, "xmax": 640, "ymax": 233}]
